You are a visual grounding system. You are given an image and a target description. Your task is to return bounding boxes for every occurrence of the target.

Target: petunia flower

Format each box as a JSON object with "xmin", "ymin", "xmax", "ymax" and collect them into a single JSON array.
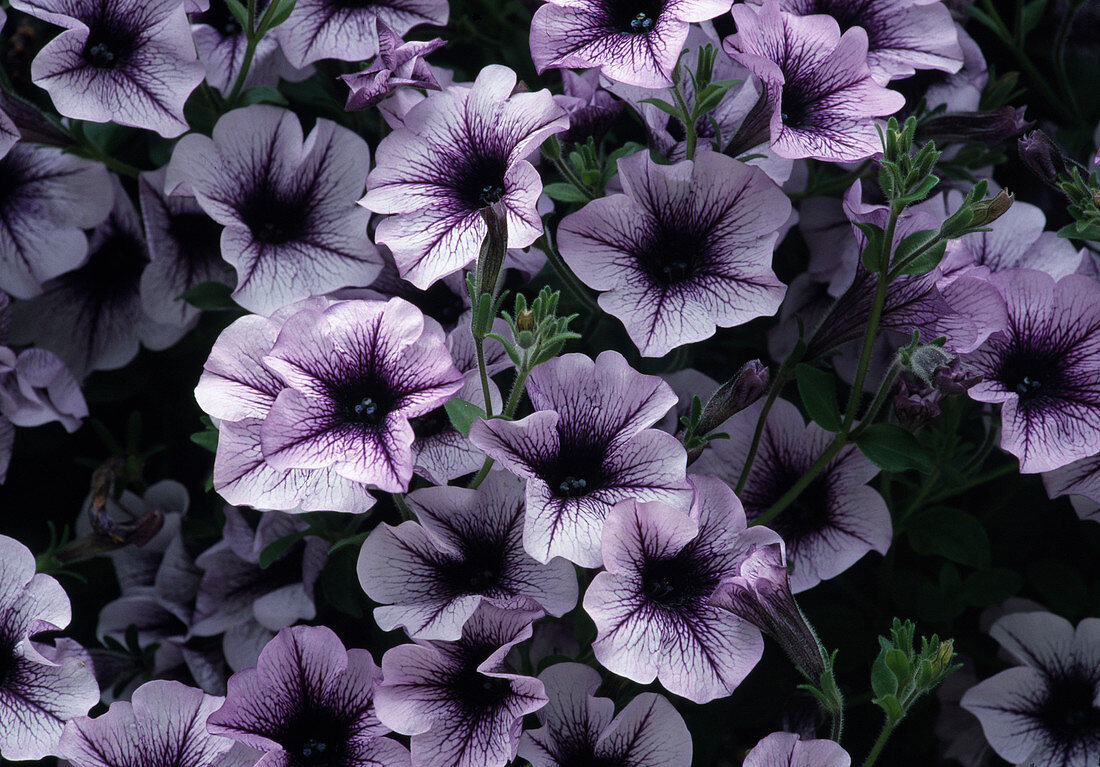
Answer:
[
  {"xmin": 557, "ymin": 150, "xmax": 789, "ymax": 357},
  {"xmin": 190, "ymin": 1, "xmax": 306, "ymax": 96},
  {"xmin": 208, "ymin": 625, "xmax": 410, "ymax": 767},
  {"xmin": 12, "ymin": 0, "xmax": 204, "ymax": 137},
  {"xmin": 529, "ymin": 0, "xmax": 731, "ymax": 88},
  {"xmin": 166, "ymin": 105, "xmax": 381, "ymax": 315},
  {"xmin": 0, "ymin": 534, "xmax": 99, "ymax": 760},
  {"xmin": 966, "ymin": 270, "xmax": 1100, "ymax": 473},
  {"xmin": 469, "ymin": 350, "xmax": 692, "ymax": 567},
  {"xmin": 340, "ymin": 20, "xmax": 445, "ymax": 110},
  {"xmin": 724, "ymin": 0, "xmax": 905, "ymax": 162},
  {"xmin": 743, "ymin": 731, "xmax": 851, "ymax": 767},
  {"xmin": 375, "ymin": 604, "xmax": 548, "ymax": 767},
  {"xmin": 694, "ymin": 397, "xmax": 892, "ymax": 592},
  {"xmin": 961, "ymin": 612, "xmax": 1100, "ymax": 767},
  {"xmin": 358, "ymin": 472, "xmax": 578, "ymax": 641},
  {"xmin": 0, "ymin": 345, "xmax": 87, "ymax": 438},
  {"xmin": 767, "ymin": 0, "xmax": 963, "ymax": 84},
  {"xmin": 259, "ymin": 297, "xmax": 464, "ymax": 492},
  {"xmin": 276, "ymin": 0, "xmax": 447, "ymax": 69},
  {"xmin": 518, "ymin": 662, "xmax": 693, "ymax": 767},
  {"xmin": 553, "ymin": 69, "xmax": 624, "ymax": 147},
  {"xmin": 1043, "ymin": 455, "xmax": 1100, "ymax": 524},
  {"xmin": 0, "ymin": 143, "xmax": 112, "ymax": 299},
  {"xmin": 8, "ymin": 175, "xmax": 188, "ymax": 379},
  {"xmin": 58, "ymin": 680, "xmax": 250, "ymax": 767},
  {"xmin": 583, "ymin": 475, "xmax": 764, "ymax": 703},
  {"xmin": 362, "ymin": 65, "xmax": 569, "ymax": 289}
]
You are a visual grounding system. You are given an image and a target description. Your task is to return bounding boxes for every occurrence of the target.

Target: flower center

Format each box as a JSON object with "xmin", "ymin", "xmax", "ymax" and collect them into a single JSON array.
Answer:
[
  {"xmin": 1015, "ymin": 375, "xmax": 1042, "ymax": 397},
  {"xmin": 411, "ymin": 406, "xmax": 452, "ymax": 440},
  {"xmin": 640, "ymin": 551, "xmax": 711, "ymax": 609},
  {"xmin": 1039, "ymin": 672, "xmax": 1100, "ymax": 745},
  {"xmin": 779, "ymin": 88, "xmax": 812, "ymax": 129},
  {"xmin": 629, "ymin": 11, "xmax": 655, "ymax": 31},
  {"xmin": 353, "ymin": 397, "xmax": 383, "ymax": 425},
  {"xmin": 333, "ymin": 377, "xmax": 396, "ymax": 431},
  {"xmin": 997, "ymin": 341, "xmax": 1068, "ymax": 408},
  {"xmin": 752, "ymin": 465, "xmax": 832, "ymax": 551},
  {"xmin": 0, "ymin": 636, "xmax": 15, "ymax": 689},
  {"xmin": 478, "ymin": 184, "xmax": 505, "ymax": 207},
  {"xmin": 611, "ymin": 0, "xmax": 663, "ymax": 34},
  {"xmin": 637, "ymin": 227, "xmax": 705, "ymax": 286},
  {"xmin": 60, "ymin": 228, "xmax": 148, "ymax": 301},
  {"xmin": 166, "ymin": 212, "xmax": 224, "ymax": 268},
  {"xmin": 457, "ymin": 154, "xmax": 509, "ymax": 211},
  {"xmin": 558, "ymin": 476, "xmax": 589, "ymax": 496},
  {"xmin": 283, "ymin": 707, "xmax": 352, "ymax": 767},
  {"xmin": 298, "ymin": 739, "xmax": 331, "ymax": 764},
  {"xmin": 81, "ymin": 20, "xmax": 138, "ymax": 70},
  {"xmin": 239, "ymin": 185, "xmax": 309, "ymax": 246},
  {"xmin": 543, "ymin": 433, "xmax": 608, "ymax": 499},
  {"xmin": 456, "ymin": 670, "xmax": 513, "ymax": 711}
]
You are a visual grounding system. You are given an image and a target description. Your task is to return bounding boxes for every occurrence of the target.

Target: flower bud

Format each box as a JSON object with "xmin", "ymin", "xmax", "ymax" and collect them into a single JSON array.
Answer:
[
  {"xmin": 933, "ymin": 358, "xmax": 982, "ymax": 396},
  {"xmin": 968, "ymin": 188, "xmax": 1014, "ymax": 228},
  {"xmin": 698, "ymin": 360, "xmax": 769, "ymax": 435},
  {"xmin": 899, "ymin": 341, "xmax": 954, "ymax": 386},
  {"xmin": 1018, "ymin": 130, "xmax": 1069, "ymax": 187},
  {"xmin": 916, "ymin": 107, "xmax": 1031, "ymax": 146}
]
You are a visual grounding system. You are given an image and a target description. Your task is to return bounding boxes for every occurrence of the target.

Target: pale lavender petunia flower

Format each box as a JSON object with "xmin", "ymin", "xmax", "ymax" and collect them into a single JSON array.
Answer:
[
  {"xmin": 358, "ymin": 472, "xmax": 577, "ymax": 641},
  {"xmin": 584, "ymin": 475, "xmax": 764, "ymax": 703},
  {"xmin": 208, "ymin": 625, "xmax": 410, "ymax": 767},
  {"xmin": 9, "ymin": 175, "xmax": 188, "ymax": 379},
  {"xmin": 557, "ymin": 150, "xmax": 789, "ymax": 357},
  {"xmin": 961, "ymin": 612, "xmax": 1100, "ymax": 767},
  {"xmin": 529, "ymin": 0, "xmax": 731, "ymax": 88},
  {"xmin": 0, "ymin": 143, "xmax": 112, "ymax": 299},
  {"xmin": 12, "ymin": 0, "xmax": 204, "ymax": 137},
  {"xmin": 967, "ymin": 270, "xmax": 1100, "ymax": 473},
  {"xmin": 1043, "ymin": 455, "xmax": 1100, "ymax": 524},
  {"xmin": 190, "ymin": 1, "xmax": 306, "ymax": 96},
  {"xmin": 260, "ymin": 297, "xmax": 464, "ymax": 492},
  {"xmin": 724, "ymin": 0, "xmax": 905, "ymax": 162},
  {"xmin": 167, "ymin": 105, "xmax": 381, "ymax": 315},
  {"xmin": 0, "ymin": 534, "xmax": 99, "ymax": 760},
  {"xmin": 519, "ymin": 662, "xmax": 693, "ymax": 767},
  {"xmin": 362, "ymin": 65, "xmax": 569, "ymax": 289},
  {"xmin": 766, "ymin": 0, "xmax": 963, "ymax": 84},
  {"xmin": 0, "ymin": 345, "xmax": 87, "ymax": 438},
  {"xmin": 743, "ymin": 731, "xmax": 851, "ymax": 767},
  {"xmin": 469, "ymin": 350, "xmax": 692, "ymax": 567},
  {"xmin": 340, "ymin": 20, "xmax": 445, "ymax": 110},
  {"xmin": 58, "ymin": 680, "xmax": 250, "ymax": 767},
  {"xmin": 276, "ymin": 0, "xmax": 448, "ymax": 69},
  {"xmin": 375, "ymin": 604, "xmax": 548, "ymax": 767},
  {"xmin": 694, "ymin": 397, "xmax": 892, "ymax": 592},
  {"xmin": 554, "ymin": 70, "xmax": 624, "ymax": 147}
]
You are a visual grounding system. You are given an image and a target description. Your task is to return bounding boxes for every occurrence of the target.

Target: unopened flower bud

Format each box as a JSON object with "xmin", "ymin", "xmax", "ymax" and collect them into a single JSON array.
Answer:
[
  {"xmin": 969, "ymin": 188, "xmax": 1014, "ymax": 228},
  {"xmin": 916, "ymin": 107, "xmax": 1031, "ymax": 146},
  {"xmin": 698, "ymin": 360, "xmax": 769, "ymax": 435},
  {"xmin": 933, "ymin": 358, "xmax": 982, "ymax": 396},
  {"xmin": 1018, "ymin": 130, "xmax": 1069, "ymax": 187},
  {"xmin": 899, "ymin": 342, "xmax": 954, "ymax": 386},
  {"xmin": 892, "ymin": 378, "xmax": 941, "ymax": 431},
  {"xmin": 516, "ymin": 309, "xmax": 535, "ymax": 333}
]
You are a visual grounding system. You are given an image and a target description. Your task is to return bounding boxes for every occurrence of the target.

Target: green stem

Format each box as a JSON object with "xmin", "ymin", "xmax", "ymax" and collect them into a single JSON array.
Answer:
[
  {"xmin": 669, "ymin": 82, "xmax": 696, "ymax": 161},
  {"xmin": 89, "ymin": 148, "xmax": 142, "ymax": 178},
  {"xmin": 922, "ymin": 463, "xmax": 1016, "ymax": 507},
  {"xmin": 468, "ymin": 363, "xmax": 534, "ymax": 490},
  {"xmin": 735, "ymin": 361, "xmax": 793, "ymax": 494},
  {"xmin": 474, "ymin": 338, "xmax": 494, "ymax": 417},
  {"xmin": 542, "ymin": 229, "xmax": 600, "ymax": 314},
  {"xmin": 1052, "ymin": 3, "xmax": 1082, "ymax": 120},
  {"xmin": 829, "ymin": 709, "xmax": 844, "ymax": 743},
  {"xmin": 862, "ymin": 718, "xmax": 899, "ymax": 767},
  {"xmin": 850, "ymin": 361, "xmax": 902, "ymax": 440},
  {"xmin": 550, "ymin": 154, "xmax": 597, "ymax": 200},
  {"xmin": 225, "ymin": 0, "xmax": 260, "ymax": 107},
  {"xmin": 391, "ymin": 492, "xmax": 414, "ymax": 521}
]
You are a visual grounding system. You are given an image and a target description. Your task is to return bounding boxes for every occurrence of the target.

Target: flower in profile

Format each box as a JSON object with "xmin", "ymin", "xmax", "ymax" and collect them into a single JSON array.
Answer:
[
  {"xmin": 358, "ymin": 472, "xmax": 577, "ymax": 641},
  {"xmin": 341, "ymin": 21, "xmax": 445, "ymax": 110},
  {"xmin": 743, "ymin": 731, "xmax": 851, "ymax": 767},
  {"xmin": 167, "ymin": 105, "xmax": 381, "ymax": 315},
  {"xmin": 769, "ymin": 0, "xmax": 963, "ymax": 84},
  {"xmin": 695, "ymin": 397, "xmax": 892, "ymax": 592},
  {"xmin": 377, "ymin": 604, "xmax": 547, "ymax": 767},
  {"xmin": 558, "ymin": 150, "xmax": 789, "ymax": 357},
  {"xmin": 363, "ymin": 65, "xmax": 569, "ymax": 288},
  {"xmin": 58, "ymin": 680, "xmax": 246, "ymax": 767},
  {"xmin": 9, "ymin": 176, "xmax": 187, "ymax": 379},
  {"xmin": 966, "ymin": 270, "xmax": 1100, "ymax": 473},
  {"xmin": 0, "ymin": 143, "xmax": 112, "ymax": 299},
  {"xmin": 553, "ymin": 70, "xmax": 624, "ymax": 147},
  {"xmin": 518, "ymin": 662, "xmax": 692, "ymax": 767},
  {"xmin": 961, "ymin": 612, "xmax": 1100, "ymax": 767},
  {"xmin": 12, "ymin": 0, "xmax": 204, "ymax": 137},
  {"xmin": 208, "ymin": 625, "xmax": 410, "ymax": 767},
  {"xmin": 138, "ymin": 167, "xmax": 232, "ymax": 327},
  {"xmin": 0, "ymin": 534, "xmax": 99, "ymax": 760},
  {"xmin": 724, "ymin": 0, "xmax": 905, "ymax": 162},
  {"xmin": 190, "ymin": 2, "xmax": 305, "ymax": 96},
  {"xmin": 0, "ymin": 345, "xmax": 87, "ymax": 439},
  {"xmin": 1043, "ymin": 455, "xmax": 1100, "ymax": 524},
  {"xmin": 529, "ymin": 0, "xmax": 730, "ymax": 88},
  {"xmin": 584, "ymin": 475, "xmax": 764, "ymax": 703},
  {"xmin": 260, "ymin": 297, "xmax": 463, "ymax": 492},
  {"xmin": 276, "ymin": 0, "xmax": 448, "ymax": 68},
  {"xmin": 469, "ymin": 351, "xmax": 691, "ymax": 567}
]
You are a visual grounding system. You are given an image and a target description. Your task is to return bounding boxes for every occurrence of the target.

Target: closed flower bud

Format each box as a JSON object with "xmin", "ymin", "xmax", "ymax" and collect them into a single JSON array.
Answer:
[
  {"xmin": 1018, "ymin": 130, "xmax": 1069, "ymax": 187},
  {"xmin": 698, "ymin": 360, "xmax": 769, "ymax": 435},
  {"xmin": 933, "ymin": 358, "xmax": 982, "ymax": 396},
  {"xmin": 916, "ymin": 107, "xmax": 1031, "ymax": 146},
  {"xmin": 969, "ymin": 188, "xmax": 1014, "ymax": 228}
]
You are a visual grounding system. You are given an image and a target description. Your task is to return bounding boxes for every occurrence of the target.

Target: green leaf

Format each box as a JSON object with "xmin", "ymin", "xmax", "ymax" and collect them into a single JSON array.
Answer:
[
  {"xmin": 907, "ymin": 507, "xmax": 991, "ymax": 568},
  {"xmin": 962, "ymin": 567, "xmax": 1023, "ymax": 607},
  {"xmin": 871, "ymin": 658, "xmax": 899, "ymax": 699},
  {"xmin": 795, "ymin": 363, "xmax": 841, "ymax": 431},
  {"xmin": 639, "ymin": 98, "xmax": 683, "ymax": 120},
  {"xmin": 1057, "ymin": 220, "xmax": 1100, "ymax": 242},
  {"xmin": 444, "ymin": 398, "xmax": 485, "ymax": 437},
  {"xmin": 237, "ymin": 86, "xmax": 288, "ymax": 106},
  {"xmin": 190, "ymin": 415, "xmax": 219, "ymax": 453},
  {"xmin": 855, "ymin": 423, "xmax": 935, "ymax": 473},
  {"xmin": 872, "ymin": 693, "xmax": 905, "ymax": 724},
  {"xmin": 259, "ymin": 0, "xmax": 297, "ymax": 32},
  {"xmin": 894, "ymin": 229, "xmax": 946, "ymax": 275},
  {"xmin": 259, "ymin": 531, "xmax": 307, "ymax": 569},
  {"xmin": 855, "ymin": 222, "xmax": 887, "ymax": 272},
  {"xmin": 1021, "ymin": 0, "xmax": 1048, "ymax": 36},
  {"xmin": 225, "ymin": 0, "xmax": 250, "ymax": 31},
  {"xmin": 542, "ymin": 182, "xmax": 592, "ymax": 203},
  {"xmin": 179, "ymin": 281, "xmax": 237, "ymax": 310}
]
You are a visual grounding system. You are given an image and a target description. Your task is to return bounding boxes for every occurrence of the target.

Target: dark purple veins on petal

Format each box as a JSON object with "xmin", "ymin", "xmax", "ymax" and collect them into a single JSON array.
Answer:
[
  {"xmin": 167, "ymin": 212, "xmax": 224, "ymax": 267},
  {"xmin": 0, "ymin": 632, "xmax": 15, "ymax": 689},
  {"xmin": 82, "ymin": 15, "xmax": 140, "ymax": 70},
  {"xmin": 1037, "ymin": 671, "xmax": 1100, "ymax": 750},
  {"xmin": 239, "ymin": 185, "xmax": 310, "ymax": 246},
  {"xmin": 995, "ymin": 341, "xmax": 1067, "ymax": 408},
  {"xmin": 751, "ymin": 464, "xmax": 832, "ymax": 548}
]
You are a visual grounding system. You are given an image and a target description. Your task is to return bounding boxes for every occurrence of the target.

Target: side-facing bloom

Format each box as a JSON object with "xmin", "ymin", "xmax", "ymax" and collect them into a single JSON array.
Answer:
[
  {"xmin": 519, "ymin": 662, "xmax": 692, "ymax": 767},
  {"xmin": 584, "ymin": 475, "xmax": 764, "ymax": 703},
  {"xmin": 376, "ymin": 605, "xmax": 548, "ymax": 767},
  {"xmin": 167, "ymin": 105, "xmax": 380, "ymax": 314},
  {"xmin": 724, "ymin": 0, "xmax": 905, "ymax": 161},
  {"xmin": 529, "ymin": 0, "xmax": 731, "ymax": 88},
  {"xmin": 469, "ymin": 350, "xmax": 692, "ymax": 567},
  {"xmin": 277, "ymin": 0, "xmax": 448, "ymax": 68},
  {"xmin": 341, "ymin": 21, "xmax": 445, "ymax": 110},
  {"xmin": 553, "ymin": 70, "xmax": 624, "ymax": 147},
  {"xmin": 967, "ymin": 270, "xmax": 1100, "ymax": 473},
  {"xmin": 58, "ymin": 680, "xmax": 244, "ymax": 767},
  {"xmin": 961, "ymin": 612, "xmax": 1100, "ymax": 767},
  {"xmin": 363, "ymin": 65, "xmax": 568, "ymax": 288},
  {"xmin": 12, "ymin": 0, "xmax": 204, "ymax": 137},
  {"xmin": 743, "ymin": 732, "xmax": 851, "ymax": 767},
  {"xmin": 695, "ymin": 397, "xmax": 891, "ymax": 591},
  {"xmin": 769, "ymin": 0, "xmax": 963, "ymax": 84},
  {"xmin": 260, "ymin": 297, "xmax": 463, "ymax": 492},
  {"xmin": 208, "ymin": 625, "xmax": 410, "ymax": 767},
  {"xmin": 0, "ymin": 534, "xmax": 99, "ymax": 760},
  {"xmin": 0, "ymin": 345, "xmax": 87, "ymax": 445},
  {"xmin": 1043, "ymin": 455, "xmax": 1100, "ymax": 524},
  {"xmin": 0, "ymin": 143, "xmax": 112, "ymax": 299},
  {"xmin": 558, "ymin": 150, "xmax": 789, "ymax": 357},
  {"xmin": 358, "ymin": 472, "xmax": 577, "ymax": 640}
]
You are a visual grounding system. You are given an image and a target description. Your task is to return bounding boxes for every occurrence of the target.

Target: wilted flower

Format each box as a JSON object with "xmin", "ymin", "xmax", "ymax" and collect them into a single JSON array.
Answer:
[
  {"xmin": 340, "ymin": 21, "xmax": 445, "ymax": 110},
  {"xmin": 743, "ymin": 731, "xmax": 851, "ymax": 767}
]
